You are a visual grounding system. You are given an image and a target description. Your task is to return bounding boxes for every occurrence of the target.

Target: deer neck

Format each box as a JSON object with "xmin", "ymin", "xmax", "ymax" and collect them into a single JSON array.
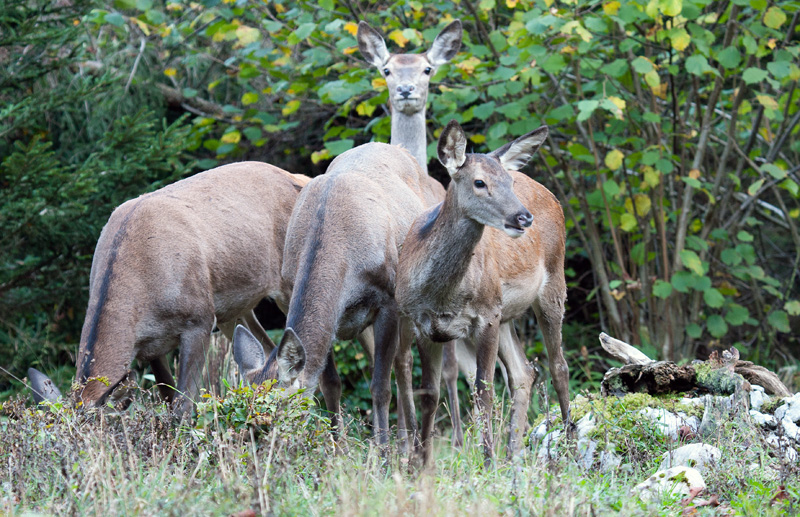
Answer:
[
  {"xmin": 390, "ymin": 105, "xmax": 428, "ymax": 174},
  {"xmin": 415, "ymin": 189, "xmax": 484, "ymax": 300}
]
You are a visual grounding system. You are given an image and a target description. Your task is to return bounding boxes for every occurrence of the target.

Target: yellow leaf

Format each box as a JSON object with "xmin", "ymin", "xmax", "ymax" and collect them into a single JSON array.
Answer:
[
  {"xmin": 543, "ymin": 0, "xmax": 554, "ymax": 6},
  {"xmin": 242, "ymin": 92, "xmax": 258, "ymax": 105},
  {"xmin": 212, "ymin": 30, "xmax": 225, "ymax": 42},
  {"xmin": 470, "ymin": 134, "xmax": 486, "ymax": 144},
  {"xmin": 282, "ymin": 99, "xmax": 301, "ymax": 116},
  {"xmin": 274, "ymin": 3, "xmax": 285, "ymax": 13},
  {"xmin": 235, "ymin": 26, "xmax": 260, "ymax": 47},
  {"xmin": 356, "ymin": 102, "xmax": 376, "ymax": 117},
  {"xmin": 455, "ymin": 56, "xmax": 481, "ymax": 74},
  {"xmin": 371, "ymin": 77, "xmax": 386, "ymax": 89},
  {"xmin": 221, "ymin": 131, "xmax": 241, "ymax": 144},
  {"xmin": 670, "ymin": 29, "xmax": 691, "ymax": 51},
  {"xmin": 644, "ymin": 70, "xmax": 660, "ymax": 88},
  {"xmin": 756, "ymin": 95, "xmax": 779, "ymax": 111},
  {"xmin": 607, "ymin": 96, "xmax": 626, "ymax": 119},
  {"xmin": 605, "ymin": 149, "xmax": 624, "ymax": 170},
  {"xmin": 611, "ymin": 288, "xmax": 626, "ymax": 300},
  {"xmin": 131, "ymin": 17, "xmax": 151, "ymax": 36},
  {"xmin": 506, "ymin": 0, "xmax": 518, "ymax": 7},
  {"xmin": 767, "ymin": 38, "xmax": 777, "ymax": 50},
  {"xmin": 561, "ymin": 21, "xmax": 593, "ymax": 43},
  {"xmin": 344, "ymin": 22, "xmax": 358, "ymax": 37},
  {"xmin": 603, "ymin": 1, "xmax": 620, "ymax": 15},
  {"xmin": 643, "ymin": 166, "xmax": 660, "ymax": 189},
  {"xmin": 689, "ymin": 168, "xmax": 701, "ymax": 180},
  {"xmin": 624, "ymin": 195, "xmax": 652, "ymax": 216},
  {"xmin": 311, "ymin": 148, "xmax": 331, "ymax": 164},
  {"xmin": 790, "ymin": 208, "xmax": 800, "ymax": 219},
  {"xmin": 343, "ymin": 46, "xmax": 358, "ymax": 55},
  {"xmin": 561, "ymin": 46, "xmax": 577, "ymax": 54},
  {"xmin": 388, "ymin": 30, "xmax": 409, "ymax": 48},
  {"xmin": 164, "ymin": 68, "xmax": 177, "ymax": 77}
]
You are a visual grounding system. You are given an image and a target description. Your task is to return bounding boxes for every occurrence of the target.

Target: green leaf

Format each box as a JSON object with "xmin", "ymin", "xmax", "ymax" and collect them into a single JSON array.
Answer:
[
  {"xmin": 768, "ymin": 310, "xmax": 790, "ymax": 333},
  {"xmin": 720, "ymin": 248, "xmax": 742, "ymax": 266},
  {"xmin": 652, "ymin": 279, "xmax": 673, "ymax": 299},
  {"xmin": 686, "ymin": 323, "xmax": 703, "ymax": 338},
  {"xmin": 748, "ymin": 178, "xmax": 764, "ymax": 196},
  {"xmin": 763, "ymin": 6, "xmax": 787, "ymax": 29},
  {"xmin": 716, "ymin": 47, "xmax": 740, "ymax": 69},
  {"xmin": 761, "ymin": 164, "xmax": 786, "ymax": 180},
  {"xmin": 785, "ymin": 300, "xmax": 800, "ymax": 316},
  {"xmin": 577, "ymin": 100, "xmax": 599, "ymax": 122},
  {"xmin": 542, "ymin": 54, "xmax": 566, "ymax": 74},
  {"xmin": 324, "ymin": 139, "xmax": 354, "ymax": 156},
  {"xmin": 671, "ymin": 271, "xmax": 694, "ymax": 293},
  {"xmin": 742, "ymin": 67, "xmax": 768, "ymax": 85},
  {"xmin": 703, "ymin": 287, "xmax": 725, "ymax": 308},
  {"xmin": 680, "ymin": 249, "xmax": 704, "ymax": 276},
  {"xmin": 242, "ymin": 92, "xmax": 258, "ymax": 105},
  {"xmin": 737, "ymin": 230, "xmax": 754, "ymax": 242},
  {"xmin": 685, "ymin": 55, "xmax": 714, "ymax": 76},
  {"xmin": 605, "ymin": 149, "xmax": 624, "ymax": 170},
  {"xmin": 631, "ymin": 57, "xmax": 654, "ymax": 74},
  {"xmin": 707, "ymin": 315, "xmax": 728, "ymax": 338},
  {"xmin": 604, "ymin": 59, "xmax": 629, "ymax": 78},
  {"xmin": 473, "ymin": 102, "xmax": 496, "ymax": 121},
  {"xmin": 105, "ymin": 12, "xmax": 125, "ymax": 26},
  {"xmin": 619, "ymin": 213, "xmax": 637, "ymax": 232},
  {"xmin": 725, "ymin": 303, "xmax": 749, "ymax": 326}
]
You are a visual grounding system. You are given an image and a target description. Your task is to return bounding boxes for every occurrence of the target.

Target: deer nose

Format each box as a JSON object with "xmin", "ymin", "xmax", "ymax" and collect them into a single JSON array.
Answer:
[
  {"xmin": 516, "ymin": 211, "xmax": 533, "ymax": 228},
  {"xmin": 396, "ymin": 84, "xmax": 415, "ymax": 98}
]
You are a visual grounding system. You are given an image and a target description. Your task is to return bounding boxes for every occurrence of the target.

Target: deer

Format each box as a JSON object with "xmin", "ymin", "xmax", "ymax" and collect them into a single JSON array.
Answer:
[
  {"xmin": 29, "ymin": 162, "xmax": 310, "ymax": 417},
  {"xmin": 232, "ymin": 142, "xmax": 435, "ymax": 445},
  {"xmin": 357, "ymin": 19, "xmax": 470, "ymax": 447},
  {"xmin": 395, "ymin": 120, "xmax": 571, "ymax": 465}
]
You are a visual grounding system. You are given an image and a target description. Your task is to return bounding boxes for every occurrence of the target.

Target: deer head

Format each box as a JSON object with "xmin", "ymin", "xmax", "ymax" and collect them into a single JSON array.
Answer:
[
  {"xmin": 357, "ymin": 20, "xmax": 462, "ymax": 116},
  {"xmin": 233, "ymin": 324, "xmax": 305, "ymax": 387},
  {"xmin": 437, "ymin": 120, "xmax": 549, "ymax": 238}
]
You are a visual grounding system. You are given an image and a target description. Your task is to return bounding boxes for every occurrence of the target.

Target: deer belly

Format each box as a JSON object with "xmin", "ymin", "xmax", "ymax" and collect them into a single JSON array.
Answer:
[{"xmin": 416, "ymin": 311, "xmax": 475, "ymax": 343}]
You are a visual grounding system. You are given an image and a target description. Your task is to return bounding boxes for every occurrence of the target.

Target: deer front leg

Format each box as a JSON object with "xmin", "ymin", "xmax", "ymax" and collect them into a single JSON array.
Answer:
[
  {"xmin": 318, "ymin": 349, "xmax": 343, "ymax": 441},
  {"xmin": 175, "ymin": 325, "xmax": 212, "ymax": 419},
  {"xmin": 416, "ymin": 337, "xmax": 443, "ymax": 467},
  {"xmin": 474, "ymin": 316, "xmax": 501, "ymax": 464},
  {"xmin": 497, "ymin": 323, "xmax": 537, "ymax": 457},
  {"xmin": 150, "ymin": 355, "xmax": 176, "ymax": 404},
  {"xmin": 395, "ymin": 318, "xmax": 417, "ymax": 455},
  {"xmin": 370, "ymin": 306, "xmax": 400, "ymax": 447},
  {"xmin": 442, "ymin": 340, "xmax": 464, "ymax": 447}
]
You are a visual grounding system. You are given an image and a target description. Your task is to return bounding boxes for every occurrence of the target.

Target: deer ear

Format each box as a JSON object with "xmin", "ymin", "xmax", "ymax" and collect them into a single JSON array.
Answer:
[
  {"xmin": 28, "ymin": 367, "xmax": 62, "ymax": 403},
  {"xmin": 427, "ymin": 20, "xmax": 463, "ymax": 66},
  {"xmin": 233, "ymin": 325, "xmax": 267, "ymax": 381},
  {"xmin": 357, "ymin": 21, "xmax": 390, "ymax": 68},
  {"xmin": 437, "ymin": 119, "xmax": 467, "ymax": 176},
  {"xmin": 277, "ymin": 327, "xmax": 306, "ymax": 385},
  {"xmin": 490, "ymin": 125, "xmax": 548, "ymax": 171}
]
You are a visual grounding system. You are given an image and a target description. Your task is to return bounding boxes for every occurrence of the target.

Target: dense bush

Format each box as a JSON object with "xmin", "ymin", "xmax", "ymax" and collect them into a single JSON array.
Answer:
[{"xmin": 1, "ymin": 0, "xmax": 798, "ymax": 400}]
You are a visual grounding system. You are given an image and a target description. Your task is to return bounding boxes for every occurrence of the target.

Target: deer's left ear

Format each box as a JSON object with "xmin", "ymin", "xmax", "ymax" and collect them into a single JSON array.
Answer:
[
  {"xmin": 276, "ymin": 328, "xmax": 306, "ymax": 385},
  {"xmin": 437, "ymin": 119, "xmax": 467, "ymax": 176},
  {"xmin": 427, "ymin": 20, "xmax": 463, "ymax": 66},
  {"xmin": 357, "ymin": 21, "xmax": 390, "ymax": 68},
  {"xmin": 490, "ymin": 125, "xmax": 548, "ymax": 171},
  {"xmin": 233, "ymin": 325, "xmax": 267, "ymax": 382}
]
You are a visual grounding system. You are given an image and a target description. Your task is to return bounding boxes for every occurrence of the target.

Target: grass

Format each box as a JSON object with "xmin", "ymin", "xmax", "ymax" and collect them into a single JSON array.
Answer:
[{"xmin": 2, "ymin": 373, "xmax": 799, "ymax": 517}]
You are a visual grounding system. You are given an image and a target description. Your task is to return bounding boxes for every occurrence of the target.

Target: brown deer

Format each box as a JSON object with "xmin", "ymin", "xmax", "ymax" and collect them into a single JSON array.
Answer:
[
  {"xmin": 357, "ymin": 19, "xmax": 469, "ymax": 446},
  {"xmin": 396, "ymin": 120, "xmax": 570, "ymax": 464},
  {"xmin": 30, "ymin": 162, "xmax": 310, "ymax": 416},
  {"xmin": 232, "ymin": 142, "xmax": 434, "ymax": 444}
]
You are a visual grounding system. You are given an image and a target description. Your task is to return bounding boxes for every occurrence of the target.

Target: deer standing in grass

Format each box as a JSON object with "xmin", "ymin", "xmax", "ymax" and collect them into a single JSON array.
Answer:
[
  {"xmin": 396, "ymin": 120, "xmax": 570, "ymax": 464},
  {"xmin": 356, "ymin": 19, "xmax": 467, "ymax": 446},
  {"xmin": 30, "ymin": 163, "xmax": 310, "ymax": 416}
]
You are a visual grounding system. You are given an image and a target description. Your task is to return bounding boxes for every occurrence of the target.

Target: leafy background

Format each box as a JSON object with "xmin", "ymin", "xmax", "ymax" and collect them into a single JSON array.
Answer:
[{"xmin": 1, "ymin": 0, "xmax": 799, "ymax": 411}]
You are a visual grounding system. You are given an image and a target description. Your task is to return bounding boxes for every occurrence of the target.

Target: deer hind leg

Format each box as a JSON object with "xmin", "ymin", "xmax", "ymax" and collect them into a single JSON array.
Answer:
[
  {"xmin": 395, "ymin": 318, "xmax": 417, "ymax": 456},
  {"xmin": 370, "ymin": 306, "xmax": 399, "ymax": 447},
  {"xmin": 150, "ymin": 355, "xmax": 176, "ymax": 404},
  {"xmin": 534, "ymin": 280, "xmax": 570, "ymax": 426},
  {"xmin": 441, "ymin": 340, "xmax": 464, "ymax": 448},
  {"xmin": 416, "ymin": 337, "xmax": 443, "ymax": 467},
  {"xmin": 474, "ymin": 319, "xmax": 501, "ymax": 465},
  {"xmin": 318, "ymin": 349, "xmax": 344, "ymax": 442},
  {"xmin": 174, "ymin": 322, "xmax": 213, "ymax": 419},
  {"xmin": 497, "ymin": 322, "xmax": 536, "ymax": 457}
]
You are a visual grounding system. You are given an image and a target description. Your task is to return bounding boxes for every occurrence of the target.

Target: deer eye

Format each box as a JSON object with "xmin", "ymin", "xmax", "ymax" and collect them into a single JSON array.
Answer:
[
  {"xmin": 474, "ymin": 180, "xmax": 486, "ymax": 189},
  {"xmin": 383, "ymin": 68, "xmax": 391, "ymax": 76},
  {"xmin": 424, "ymin": 67, "xmax": 432, "ymax": 75}
]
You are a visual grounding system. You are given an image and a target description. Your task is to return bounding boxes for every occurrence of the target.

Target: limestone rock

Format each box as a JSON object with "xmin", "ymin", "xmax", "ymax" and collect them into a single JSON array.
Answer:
[
  {"xmin": 659, "ymin": 443, "xmax": 721, "ymax": 473},
  {"xmin": 599, "ymin": 445, "xmax": 622, "ymax": 472},
  {"xmin": 749, "ymin": 385, "xmax": 769, "ymax": 412},
  {"xmin": 638, "ymin": 408, "xmax": 698, "ymax": 441},
  {"xmin": 749, "ymin": 410, "xmax": 777, "ymax": 428},
  {"xmin": 634, "ymin": 466, "xmax": 706, "ymax": 502},
  {"xmin": 774, "ymin": 394, "xmax": 800, "ymax": 423},
  {"xmin": 576, "ymin": 438, "xmax": 596, "ymax": 470}
]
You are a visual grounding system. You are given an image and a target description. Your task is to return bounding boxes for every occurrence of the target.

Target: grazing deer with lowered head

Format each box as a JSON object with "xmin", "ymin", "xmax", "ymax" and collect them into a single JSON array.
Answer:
[
  {"xmin": 396, "ymin": 120, "xmax": 570, "ymax": 464},
  {"xmin": 232, "ymin": 142, "xmax": 433, "ymax": 444},
  {"xmin": 357, "ymin": 19, "xmax": 467, "ymax": 446},
  {"xmin": 30, "ymin": 162, "xmax": 310, "ymax": 416}
]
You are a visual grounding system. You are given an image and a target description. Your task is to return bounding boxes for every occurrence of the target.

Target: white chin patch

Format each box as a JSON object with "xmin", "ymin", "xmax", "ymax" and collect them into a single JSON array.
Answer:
[{"xmin": 503, "ymin": 226, "xmax": 526, "ymax": 238}]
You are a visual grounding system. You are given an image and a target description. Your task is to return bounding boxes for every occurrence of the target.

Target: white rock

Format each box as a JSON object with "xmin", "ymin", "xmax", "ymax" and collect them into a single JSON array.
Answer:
[
  {"xmin": 749, "ymin": 410, "xmax": 777, "ymax": 428},
  {"xmin": 659, "ymin": 443, "xmax": 721, "ymax": 473},
  {"xmin": 678, "ymin": 397, "xmax": 706, "ymax": 409},
  {"xmin": 537, "ymin": 429, "xmax": 563, "ymax": 459},
  {"xmin": 781, "ymin": 418, "xmax": 799, "ymax": 442},
  {"xmin": 634, "ymin": 466, "xmax": 706, "ymax": 502},
  {"xmin": 531, "ymin": 422, "xmax": 548, "ymax": 441},
  {"xmin": 775, "ymin": 399, "xmax": 800, "ymax": 424},
  {"xmin": 766, "ymin": 433, "xmax": 799, "ymax": 461},
  {"xmin": 599, "ymin": 445, "xmax": 622, "ymax": 472},
  {"xmin": 750, "ymin": 385, "xmax": 769, "ymax": 412},
  {"xmin": 638, "ymin": 408, "xmax": 694, "ymax": 441},
  {"xmin": 575, "ymin": 413, "xmax": 596, "ymax": 440},
  {"xmin": 576, "ymin": 438, "xmax": 597, "ymax": 470}
]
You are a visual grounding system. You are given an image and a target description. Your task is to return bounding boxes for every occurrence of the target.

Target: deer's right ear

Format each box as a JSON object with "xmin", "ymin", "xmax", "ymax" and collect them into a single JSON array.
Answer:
[
  {"xmin": 28, "ymin": 367, "xmax": 62, "ymax": 403},
  {"xmin": 233, "ymin": 325, "xmax": 267, "ymax": 381},
  {"xmin": 357, "ymin": 21, "xmax": 390, "ymax": 68},
  {"xmin": 277, "ymin": 328, "xmax": 306, "ymax": 385},
  {"xmin": 437, "ymin": 119, "xmax": 467, "ymax": 176}
]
